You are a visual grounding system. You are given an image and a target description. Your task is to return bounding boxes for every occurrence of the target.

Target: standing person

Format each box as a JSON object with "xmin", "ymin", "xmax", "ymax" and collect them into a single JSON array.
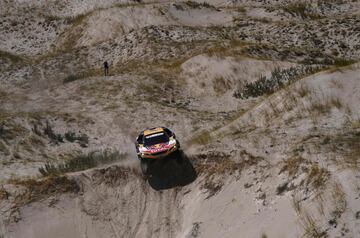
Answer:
[{"xmin": 103, "ymin": 61, "xmax": 109, "ymax": 76}]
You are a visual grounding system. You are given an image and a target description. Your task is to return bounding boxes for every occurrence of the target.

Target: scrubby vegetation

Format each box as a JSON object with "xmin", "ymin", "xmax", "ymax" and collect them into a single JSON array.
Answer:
[
  {"xmin": 185, "ymin": 1, "xmax": 215, "ymax": 9},
  {"xmin": 63, "ymin": 74, "xmax": 83, "ymax": 84},
  {"xmin": 233, "ymin": 65, "xmax": 324, "ymax": 99},
  {"xmin": 63, "ymin": 69, "xmax": 99, "ymax": 83},
  {"xmin": 43, "ymin": 121, "xmax": 64, "ymax": 144},
  {"xmin": 308, "ymin": 96, "xmax": 343, "ymax": 116},
  {"xmin": 279, "ymin": 155, "xmax": 329, "ymax": 193},
  {"xmin": 10, "ymin": 176, "xmax": 80, "ymax": 204},
  {"xmin": 39, "ymin": 150, "xmax": 127, "ymax": 176},
  {"xmin": 0, "ymin": 121, "xmax": 26, "ymax": 141},
  {"xmin": 330, "ymin": 131, "xmax": 360, "ymax": 170},
  {"xmin": 64, "ymin": 131, "xmax": 89, "ymax": 147},
  {"xmin": 194, "ymin": 150, "xmax": 265, "ymax": 198},
  {"xmin": 173, "ymin": 1, "xmax": 216, "ymax": 11},
  {"xmin": 188, "ymin": 130, "xmax": 212, "ymax": 145},
  {"xmin": 332, "ymin": 57, "xmax": 356, "ymax": 67},
  {"xmin": 0, "ymin": 50, "xmax": 26, "ymax": 64},
  {"xmin": 301, "ymin": 212, "xmax": 327, "ymax": 238},
  {"xmin": 305, "ymin": 164, "xmax": 329, "ymax": 189},
  {"xmin": 280, "ymin": 155, "xmax": 307, "ymax": 178},
  {"xmin": 33, "ymin": 121, "xmax": 89, "ymax": 147},
  {"xmin": 282, "ymin": 2, "xmax": 322, "ymax": 19}
]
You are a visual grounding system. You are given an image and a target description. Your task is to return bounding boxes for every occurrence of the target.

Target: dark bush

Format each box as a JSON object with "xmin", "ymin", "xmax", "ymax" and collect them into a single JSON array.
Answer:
[
  {"xmin": 64, "ymin": 131, "xmax": 77, "ymax": 142},
  {"xmin": 64, "ymin": 131, "xmax": 88, "ymax": 147},
  {"xmin": 43, "ymin": 121, "xmax": 63, "ymax": 144}
]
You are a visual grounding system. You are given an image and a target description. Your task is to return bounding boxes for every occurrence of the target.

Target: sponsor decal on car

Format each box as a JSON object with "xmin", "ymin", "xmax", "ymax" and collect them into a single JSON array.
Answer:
[
  {"xmin": 145, "ymin": 132, "xmax": 164, "ymax": 138},
  {"xmin": 147, "ymin": 143, "xmax": 172, "ymax": 153}
]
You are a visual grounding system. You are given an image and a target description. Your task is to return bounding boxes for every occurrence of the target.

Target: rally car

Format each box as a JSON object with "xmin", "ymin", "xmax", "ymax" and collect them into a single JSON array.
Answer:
[{"xmin": 135, "ymin": 127, "xmax": 181, "ymax": 175}]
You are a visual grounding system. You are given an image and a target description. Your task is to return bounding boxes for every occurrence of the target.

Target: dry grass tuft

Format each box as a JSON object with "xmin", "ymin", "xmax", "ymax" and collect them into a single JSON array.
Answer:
[
  {"xmin": 331, "ymin": 182, "xmax": 347, "ymax": 220},
  {"xmin": 292, "ymin": 194, "xmax": 302, "ymax": 215},
  {"xmin": 307, "ymin": 95, "xmax": 344, "ymax": 117},
  {"xmin": 350, "ymin": 119, "xmax": 360, "ymax": 129},
  {"xmin": 234, "ymin": 65, "xmax": 324, "ymax": 99},
  {"xmin": 213, "ymin": 76, "xmax": 232, "ymax": 95},
  {"xmin": 280, "ymin": 155, "xmax": 307, "ymax": 178},
  {"xmin": 202, "ymin": 180, "xmax": 224, "ymax": 199},
  {"xmin": 301, "ymin": 211, "xmax": 327, "ymax": 238},
  {"xmin": 192, "ymin": 150, "xmax": 264, "ymax": 198},
  {"xmin": 63, "ymin": 68, "xmax": 101, "ymax": 84},
  {"xmin": 282, "ymin": 2, "xmax": 322, "ymax": 19},
  {"xmin": 0, "ymin": 120, "xmax": 27, "ymax": 142},
  {"xmin": 90, "ymin": 165, "xmax": 139, "ymax": 186},
  {"xmin": 329, "ymin": 97, "xmax": 343, "ymax": 110},
  {"xmin": 184, "ymin": 1, "xmax": 216, "ymax": 9},
  {"xmin": 331, "ymin": 131, "xmax": 360, "ymax": 170},
  {"xmin": 280, "ymin": 154, "xmax": 329, "ymax": 192},
  {"xmin": 192, "ymin": 152, "xmax": 236, "ymax": 176},
  {"xmin": 9, "ymin": 176, "xmax": 80, "ymax": 205},
  {"xmin": 332, "ymin": 58, "xmax": 356, "ymax": 67},
  {"xmin": 0, "ymin": 186, "xmax": 9, "ymax": 200},
  {"xmin": 188, "ymin": 130, "xmax": 212, "ymax": 145},
  {"xmin": 296, "ymin": 83, "xmax": 311, "ymax": 98},
  {"xmin": 0, "ymin": 140, "xmax": 9, "ymax": 155},
  {"xmin": 39, "ymin": 150, "xmax": 127, "ymax": 176},
  {"xmin": 0, "ymin": 50, "xmax": 27, "ymax": 64},
  {"xmin": 305, "ymin": 164, "xmax": 329, "ymax": 189}
]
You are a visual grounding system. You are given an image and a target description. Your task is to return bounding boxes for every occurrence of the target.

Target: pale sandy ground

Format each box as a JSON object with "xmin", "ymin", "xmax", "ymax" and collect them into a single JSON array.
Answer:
[{"xmin": 1, "ymin": 0, "xmax": 360, "ymax": 238}]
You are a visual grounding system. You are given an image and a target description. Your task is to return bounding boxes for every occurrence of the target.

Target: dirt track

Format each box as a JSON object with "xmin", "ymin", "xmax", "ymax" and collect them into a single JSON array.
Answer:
[{"xmin": 6, "ymin": 156, "xmax": 197, "ymax": 238}]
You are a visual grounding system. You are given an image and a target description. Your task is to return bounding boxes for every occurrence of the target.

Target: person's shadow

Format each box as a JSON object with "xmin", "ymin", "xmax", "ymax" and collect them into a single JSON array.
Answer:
[{"xmin": 147, "ymin": 151, "xmax": 197, "ymax": 190}]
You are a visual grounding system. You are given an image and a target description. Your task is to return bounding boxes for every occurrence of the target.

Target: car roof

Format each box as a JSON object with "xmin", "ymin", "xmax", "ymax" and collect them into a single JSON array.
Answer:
[{"xmin": 143, "ymin": 127, "xmax": 164, "ymax": 136}]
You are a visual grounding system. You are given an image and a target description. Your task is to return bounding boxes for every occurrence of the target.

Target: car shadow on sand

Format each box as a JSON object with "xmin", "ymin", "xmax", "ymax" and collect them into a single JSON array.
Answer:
[{"xmin": 147, "ymin": 151, "xmax": 197, "ymax": 191}]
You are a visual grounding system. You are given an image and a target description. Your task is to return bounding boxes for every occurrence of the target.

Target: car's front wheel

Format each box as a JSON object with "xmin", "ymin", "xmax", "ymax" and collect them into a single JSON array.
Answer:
[
  {"xmin": 174, "ymin": 149, "xmax": 184, "ymax": 164},
  {"xmin": 140, "ymin": 158, "xmax": 150, "ymax": 175}
]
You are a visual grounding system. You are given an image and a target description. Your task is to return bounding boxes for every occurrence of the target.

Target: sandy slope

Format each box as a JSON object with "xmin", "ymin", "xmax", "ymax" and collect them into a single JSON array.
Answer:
[
  {"xmin": 1, "ymin": 0, "xmax": 360, "ymax": 238},
  {"xmin": 6, "ymin": 161, "xmax": 190, "ymax": 238}
]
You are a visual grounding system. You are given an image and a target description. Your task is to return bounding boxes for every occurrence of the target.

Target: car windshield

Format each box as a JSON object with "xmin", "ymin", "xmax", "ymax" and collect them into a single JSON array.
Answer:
[{"xmin": 144, "ymin": 132, "xmax": 169, "ymax": 147}]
